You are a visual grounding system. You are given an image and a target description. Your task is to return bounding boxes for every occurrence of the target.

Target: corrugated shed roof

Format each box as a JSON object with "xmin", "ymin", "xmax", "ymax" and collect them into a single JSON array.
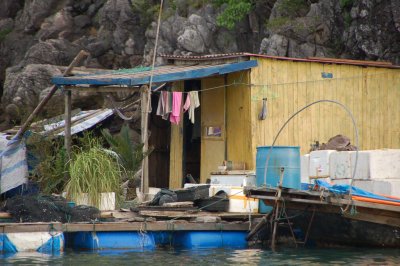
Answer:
[
  {"xmin": 52, "ymin": 60, "xmax": 258, "ymax": 86},
  {"xmin": 160, "ymin": 53, "xmax": 400, "ymax": 69}
]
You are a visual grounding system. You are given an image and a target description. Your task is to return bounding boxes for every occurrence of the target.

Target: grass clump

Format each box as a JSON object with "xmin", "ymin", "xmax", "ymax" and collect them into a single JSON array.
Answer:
[{"xmin": 65, "ymin": 146, "xmax": 122, "ymax": 208}]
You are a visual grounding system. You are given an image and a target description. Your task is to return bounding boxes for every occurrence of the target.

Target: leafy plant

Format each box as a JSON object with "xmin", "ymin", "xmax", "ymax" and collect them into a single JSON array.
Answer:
[
  {"xmin": 131, "ymin": 0, "xmax": 161, "ymax": 28},
  {"xmin": 213, "ymin": 0, "xmax": 252, "ymax": 29},
  {"xmin": 27, "ymin": 134, "xmax": 67, "ymax": 194},
  {"xmin": 340, "ymin": 0, "xmax": 354, "ymax": 9},
  {"xmin": 101, "ymin": 125, "xmax": 149, "ymax": 180},
  {"xmin": 276, "ymin": 0, "xmax": 308, "ymax": 18},
  {"xmin": 65, "ymin": 146, "xmax": 122, "ymax": 208}
]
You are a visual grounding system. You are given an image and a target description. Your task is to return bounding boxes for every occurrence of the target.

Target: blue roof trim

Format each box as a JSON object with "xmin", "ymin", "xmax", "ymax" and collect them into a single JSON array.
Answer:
[{"xmin": 51, "ymin": 60, "xmax": 258, "ymax": 86}]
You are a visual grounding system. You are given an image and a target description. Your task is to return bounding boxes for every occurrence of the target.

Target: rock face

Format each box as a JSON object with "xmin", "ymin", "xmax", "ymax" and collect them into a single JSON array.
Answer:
[
  {"xmin": 0, "ymin": 0, "xmax": 399, "ymax": 127},
  {"xmin": 2, "ymin": 64, "xmax": 62, "ymax": 122}
]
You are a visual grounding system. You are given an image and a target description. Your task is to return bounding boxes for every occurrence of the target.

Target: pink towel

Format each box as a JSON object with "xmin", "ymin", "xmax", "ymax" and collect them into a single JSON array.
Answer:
[
  {"xmin": 183, "ymin": 93, "xmax": 191, "ymax": 112},
  {"xmin": 170, "ymin": 92, "xmax": 182, "ymax": 124}
]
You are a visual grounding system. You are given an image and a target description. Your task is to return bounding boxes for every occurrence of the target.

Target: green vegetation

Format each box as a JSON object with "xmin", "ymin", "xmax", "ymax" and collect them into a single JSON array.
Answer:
[
  {"xmin": 213, "ymin": 0, "xmax": 252, "ymax": 29},
  {"xmin": 266, "ymin": 0, "xmax": 309, "ymax": 31},
  {"xmin": 340, "ymin": 0, "xmax": 354, "ymax": 9},
  {"xmin": 0, "ymin": 28, "xmax": 12, "ymax": 42},
  {"xmin": 340, "ymin": 0, "xmax": 354, "ymax": 29},
  {"xmin": 102, "ymin": 125, "xmax": 149, "ymax": 180},
  {"xmin": 276, "ymin": 0, "xmax": 308, "ymax": 18},
  {"xmin": 27, "ymin": 135, "xmax": 67, "ymax": 194},
  {"xmin": 131, "ymin": 0, "xmax": 161, "ymax": 28},
  {"xmin": 65, "ymin": 145, "xmax": 122, "ymax": 208},
  {"xmin": 266, "ymin": 16, "xmax": 290, "ymax": 30}
]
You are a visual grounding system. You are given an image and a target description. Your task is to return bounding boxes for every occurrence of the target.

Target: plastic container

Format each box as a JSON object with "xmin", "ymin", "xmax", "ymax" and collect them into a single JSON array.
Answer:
[
  {"xmin": 209, "ymin": 185, "xmax": 259, "ymax": 213},
  {"xmin": 0, "ymin": 232, "xmax": 64, "ymax": 254},
  {"xmin": 256, "ymin": 146, "xmax": 301, "ymax": 213},
  {"xmin": 172, "ymin": 231, "xmax": 247, "ymax": 249},
  {"xmin": 72, "ymin": 231, "xmax": 155, "ymax": 250}
]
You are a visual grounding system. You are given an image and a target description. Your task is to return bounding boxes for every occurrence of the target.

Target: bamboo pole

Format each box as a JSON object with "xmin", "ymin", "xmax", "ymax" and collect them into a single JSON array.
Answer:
[
  {"xmin": 140, "ymin": 85, "xmax": 150, "ymax": 196},
  {"xmin": 12, "ymin": 50, "xmax": 89, "ymax": 141}
]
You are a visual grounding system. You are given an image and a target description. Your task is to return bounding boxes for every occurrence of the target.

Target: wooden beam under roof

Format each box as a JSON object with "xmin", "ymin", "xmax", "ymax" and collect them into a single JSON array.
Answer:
[{"xmin": 63, "ymin": 85, "xmax": 140, "ymax": 93}]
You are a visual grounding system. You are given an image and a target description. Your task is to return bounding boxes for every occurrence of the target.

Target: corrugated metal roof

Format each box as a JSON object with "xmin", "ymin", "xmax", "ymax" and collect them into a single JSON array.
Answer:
[
  {"xmin": 52, "ymin": 60, "xmax": 258, "ymax": 86},
  {"xmin": 161, "ymin": 53, "xmax": 400, "ymax": 69}
]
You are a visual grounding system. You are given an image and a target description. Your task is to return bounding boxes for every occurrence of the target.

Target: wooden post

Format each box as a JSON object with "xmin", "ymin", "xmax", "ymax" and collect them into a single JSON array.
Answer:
[
  {"xmin": 140, "ymin": 85, "xmax": 150, "ymax": 196},
  {"xmin": 64, "ymin": 90, "xmax": 72, "ymax": 164},
  {"xmin": 13, "ymin": 50, "xmax": 89, "ymax": 141},
  {"xmin": 271, "ymin": 167, "xmax": 285, "ymax": 250}
]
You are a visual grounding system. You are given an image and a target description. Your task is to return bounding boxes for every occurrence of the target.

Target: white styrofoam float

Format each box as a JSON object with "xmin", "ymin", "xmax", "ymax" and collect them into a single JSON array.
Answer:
[
  {"xmin": 330, "ymin": 149, "xmax": 400, "ymax": 180},
  {"xmin": 0, "ymin": 232, "xmax": 64, "ymax": 254},
  {"xmin": 300, "ymin": 154, "xmax": 310, "ymax": 183},
  {"xmin": 75, "ymin": 192, "xmax": 116, "ymax": 211},
  {"xmin": 309, "ymin": 150, "xmax": 337, "ymax": 179}
]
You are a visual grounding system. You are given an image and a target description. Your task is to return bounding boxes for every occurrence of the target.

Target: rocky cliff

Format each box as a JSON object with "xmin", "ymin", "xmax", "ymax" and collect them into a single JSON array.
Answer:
[{"xmin": 0, "ymin": 0, "xmax": 399, "ymax": 129}]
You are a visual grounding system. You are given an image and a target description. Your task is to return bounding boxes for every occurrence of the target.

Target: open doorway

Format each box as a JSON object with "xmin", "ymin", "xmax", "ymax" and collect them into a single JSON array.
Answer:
[
  {"xmin": 183, "ymin": 80, "xmax": 201, "ymax": 184},
  {"xmin": 148, "ymin": 94, "xmax": 171, "ymax": 188}
]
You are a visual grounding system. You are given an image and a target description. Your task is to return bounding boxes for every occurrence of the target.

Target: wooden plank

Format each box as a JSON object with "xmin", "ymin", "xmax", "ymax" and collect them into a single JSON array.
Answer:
[
  {"xmin": 162, "ymin": 201, "xmax": 194, "ymax": 207},
  {"xmin": 139, "ymin": 210, "xmax": 262, "ymax": 219},
  {"xmin": 13, "ymin": 50, "xmax": 89, "ymax": 140},
  {"xmin": 169, "ymin": 81, "xmax": 184, "ymax": 189},
  {"xmin": 52, "ymin": 61, "xmax": 258, "ymax": 86},
  {"xmin": 0, "ymin": 221, "xmax": 249, "ymax": 233},
  {"xmin": 64, "ymin": 86, "xmax": 140, "ymax": 93},
  {"xmin": 64, "ymin": 90, "xmax": 72, "ymax": 164}
]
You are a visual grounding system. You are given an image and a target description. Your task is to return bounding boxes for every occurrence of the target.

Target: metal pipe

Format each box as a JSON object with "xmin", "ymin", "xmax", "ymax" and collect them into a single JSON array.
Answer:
[{"xmin": 262, "ymin": 100, "xmax": 359, "ymax": 204}]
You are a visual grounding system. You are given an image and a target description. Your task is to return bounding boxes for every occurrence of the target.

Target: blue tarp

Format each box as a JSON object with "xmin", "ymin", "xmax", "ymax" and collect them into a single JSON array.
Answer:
[{"xmin": 315, "ymin": 179, "xmax": 400, "ymax": 203}]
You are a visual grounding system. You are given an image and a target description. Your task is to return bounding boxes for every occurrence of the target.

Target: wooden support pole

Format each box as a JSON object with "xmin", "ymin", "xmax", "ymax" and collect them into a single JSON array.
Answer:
[
  {"xmin": 271, "ymin": 167, "xmax": 285, "ymax": 250},
  {"xmin": 13, "ymin": 50, "xmax": 89, "ymax": 141},
  {"xmin": 140, "ymin": 85, "xmax": 150, "ymax": 196},
  {"xmin": 64, "ymin": 90, "xmax": 72, "ymax": 163}
]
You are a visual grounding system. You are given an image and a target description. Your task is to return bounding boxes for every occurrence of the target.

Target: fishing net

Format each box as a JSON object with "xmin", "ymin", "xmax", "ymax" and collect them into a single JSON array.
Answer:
[{"xmin": 5, "ymin": 195, "xmax": 100, "ymax": 223}]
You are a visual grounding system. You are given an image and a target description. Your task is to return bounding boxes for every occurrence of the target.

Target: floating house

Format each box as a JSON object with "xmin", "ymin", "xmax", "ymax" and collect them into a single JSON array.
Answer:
[{"xmin": 52, "ymin": 53, "xmax": 400, "ymax": 191}]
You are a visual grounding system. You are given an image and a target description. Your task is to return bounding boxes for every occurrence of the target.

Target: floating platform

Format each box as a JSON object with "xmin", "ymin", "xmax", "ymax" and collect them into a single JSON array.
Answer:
[
  {"xmin": 246, "ymin": 187, "xmax": 400, "ymax": 247},
  {"xmin": 0, "ymin": 221, "xmax": 250, "ymax": 253}
]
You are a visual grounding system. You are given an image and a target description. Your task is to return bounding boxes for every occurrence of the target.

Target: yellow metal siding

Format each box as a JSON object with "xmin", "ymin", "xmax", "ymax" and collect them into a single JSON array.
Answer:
[
  {"xmin": 226, "ymin": 71, "xmax": 254, "ymax": 169},
  {"xmin": 250, "ymin": 57, "xmax": 400, "ymax": 155}
]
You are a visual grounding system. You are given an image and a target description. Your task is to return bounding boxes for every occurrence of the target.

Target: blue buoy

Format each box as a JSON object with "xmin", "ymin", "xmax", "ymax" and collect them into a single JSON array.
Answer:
[{"xmin": 256, "ymin": 146, "xmax": 301, "ymax": 213}]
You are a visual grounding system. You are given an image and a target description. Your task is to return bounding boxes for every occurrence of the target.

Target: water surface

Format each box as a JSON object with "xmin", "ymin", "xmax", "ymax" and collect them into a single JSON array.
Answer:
[{"xmin": 1, "ymin": 247, "xmax": 400, "ymax": 265}]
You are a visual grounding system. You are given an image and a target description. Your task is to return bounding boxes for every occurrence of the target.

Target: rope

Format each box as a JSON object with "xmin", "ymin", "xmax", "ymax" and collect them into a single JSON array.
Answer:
[{"xmin": 147, "ymin": 0, "xmax": 164, "ymax": 113}]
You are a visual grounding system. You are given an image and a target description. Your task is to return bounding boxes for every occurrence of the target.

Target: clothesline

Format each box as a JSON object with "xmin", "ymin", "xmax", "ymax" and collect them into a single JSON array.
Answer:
[{"xmin": 147, "ymin": 70, "xmax": 393, "ymax": 94}]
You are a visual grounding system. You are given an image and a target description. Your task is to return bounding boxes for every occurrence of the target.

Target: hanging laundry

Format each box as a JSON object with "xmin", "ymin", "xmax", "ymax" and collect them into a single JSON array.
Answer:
[
  {"xmin": 188, "ymin": 91, "xmax": 200, "ymax": 124},
  {"xmin": 156, "ymin": 93, "xmax": 164, "ymax": 116},
  {"xmin": 157, "ymin": 91, "xmax": 172, "ymax": 120},
  {"xmin": 170, "ymin": 92, "xmax": 183, "ymax": 124},
  {"xmin": 183, "ymin": 93, "xmax": 191, "ymax": 112}
]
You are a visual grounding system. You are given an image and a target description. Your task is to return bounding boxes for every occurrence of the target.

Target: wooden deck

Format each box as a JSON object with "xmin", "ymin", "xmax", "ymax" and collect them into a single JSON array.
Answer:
[
  {"xmin": 245, "ymin": 187, "xmax": 400, "ymax": 247},
  {"xmin": 0, "ymin": 220, "xmax": 250, "ymax": 233}
]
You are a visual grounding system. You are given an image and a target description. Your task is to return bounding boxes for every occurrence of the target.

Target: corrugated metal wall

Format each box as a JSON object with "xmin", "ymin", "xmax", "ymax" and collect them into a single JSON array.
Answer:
[{"xmin": 250, "ymin": 57, "xmax": 400, "ymax": 157}]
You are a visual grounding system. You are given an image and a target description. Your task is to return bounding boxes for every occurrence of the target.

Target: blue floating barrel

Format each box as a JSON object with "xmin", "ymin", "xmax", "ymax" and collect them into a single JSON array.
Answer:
[
  {"xmin": 72, "ymin": 232, "xmax": 156, "ymax": 250},
  {"xmin": 172, "ymin": 231, "xmax": 247, "ymax": 249},
  {"xmin": 256, "ymin": 146, "xmax": 301, "ymax": 213}
]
